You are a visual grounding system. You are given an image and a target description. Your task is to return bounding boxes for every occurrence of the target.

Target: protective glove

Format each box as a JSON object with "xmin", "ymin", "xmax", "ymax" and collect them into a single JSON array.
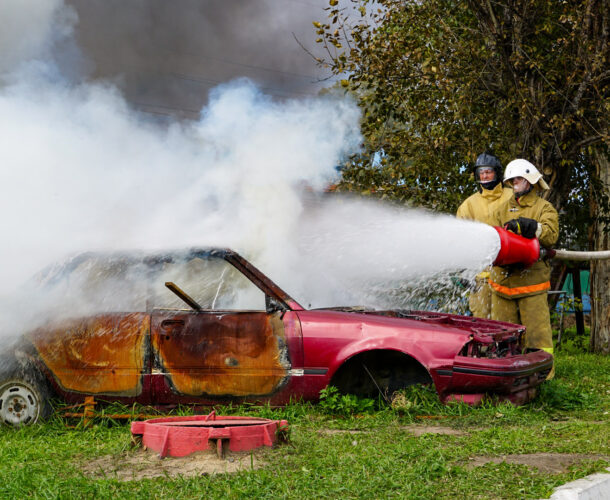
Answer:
[{"xmin": 504, "ymin": 217, "xmax": 538, "ymax": 239}]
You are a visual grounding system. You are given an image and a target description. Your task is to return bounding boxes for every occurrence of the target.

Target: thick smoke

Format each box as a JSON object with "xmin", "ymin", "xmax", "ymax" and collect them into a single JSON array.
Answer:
[
  {"xmin": 0, "ymin": 76, "xmax": 361, "ymax": 291},
  {"xmin": 0, "ymin": 0, "xmax": 500, "ymax": 341},
  {"xmin": 65, "ymin": 0, "xmax": 331, "ymax": 116}
]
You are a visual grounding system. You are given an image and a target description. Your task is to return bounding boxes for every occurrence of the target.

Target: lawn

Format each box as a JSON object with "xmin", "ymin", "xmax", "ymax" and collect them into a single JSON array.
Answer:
[{"xmin": 1, "ymin": 346, "xmax": 608, "ymax": 499}]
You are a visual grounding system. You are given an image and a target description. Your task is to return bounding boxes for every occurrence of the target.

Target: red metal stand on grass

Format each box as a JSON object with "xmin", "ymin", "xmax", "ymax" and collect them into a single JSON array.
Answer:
[{"xmin": 130, "ymin": 411, "xmax": 289, "ymax": 458}]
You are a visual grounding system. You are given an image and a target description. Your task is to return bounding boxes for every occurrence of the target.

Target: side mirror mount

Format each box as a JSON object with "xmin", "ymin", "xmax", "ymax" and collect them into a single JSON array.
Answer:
[{"xmin": 265, "ymin": 295, "xmax": 286, "ymax": 315}]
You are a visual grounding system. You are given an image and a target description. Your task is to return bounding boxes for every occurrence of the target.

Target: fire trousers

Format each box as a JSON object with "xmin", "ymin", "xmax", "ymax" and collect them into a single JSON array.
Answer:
[
  {"xmin": 491, "ymin": 291, "xmax": 554, "ymax": 379},
  {"xmin": 469, "ymin": 277, "xmax": 492, "ymax": 319}
]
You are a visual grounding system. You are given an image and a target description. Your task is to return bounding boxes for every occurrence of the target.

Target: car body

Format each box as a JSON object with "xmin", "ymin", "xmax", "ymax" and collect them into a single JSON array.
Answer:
[{"xmin": 0, "ymin": 248, "xmax": 553, "ymax": 425}]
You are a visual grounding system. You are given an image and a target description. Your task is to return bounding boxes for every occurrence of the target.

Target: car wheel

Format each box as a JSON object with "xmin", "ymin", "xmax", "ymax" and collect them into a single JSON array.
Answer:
[{"xmin": 0, "ymin": 377, "xmax": 50, "ymax": 426}]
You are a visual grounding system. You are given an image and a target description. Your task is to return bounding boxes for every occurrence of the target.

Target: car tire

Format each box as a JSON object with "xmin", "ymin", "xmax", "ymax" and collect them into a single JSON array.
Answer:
[{"xmin": 0, "ymin": 374, "xmax": 52, "ymax": 426}]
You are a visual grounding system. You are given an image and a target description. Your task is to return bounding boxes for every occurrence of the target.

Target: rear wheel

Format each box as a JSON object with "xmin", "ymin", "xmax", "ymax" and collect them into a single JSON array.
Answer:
[{"xmin": 0, "ymin": 377, "xmax": 51, "ymax": 426}]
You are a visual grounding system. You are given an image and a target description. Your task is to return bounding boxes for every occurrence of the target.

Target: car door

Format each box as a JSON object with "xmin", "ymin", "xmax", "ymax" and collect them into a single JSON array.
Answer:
[
  {"xmin": 150, "ymin": 310, "xmax": 291, "ymax": 402},
  {"xmin": 147, "ymin": 255, "xmax": 292, "ymax": 403},
  {"xmin": 30, "ymin": 312, "xmax": 149, "ymax": 401}
]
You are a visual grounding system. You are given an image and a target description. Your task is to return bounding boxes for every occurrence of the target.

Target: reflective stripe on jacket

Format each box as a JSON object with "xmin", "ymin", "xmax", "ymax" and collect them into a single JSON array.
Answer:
[{"xmin": 489, "ymin": 189, "xmax": 559, "ymax": 299}]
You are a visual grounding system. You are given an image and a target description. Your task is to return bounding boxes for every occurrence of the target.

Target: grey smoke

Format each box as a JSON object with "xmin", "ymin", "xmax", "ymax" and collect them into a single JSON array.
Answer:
[{"xmin": 66, "ymin": 0, "xmax": 331, "ymax": 117}]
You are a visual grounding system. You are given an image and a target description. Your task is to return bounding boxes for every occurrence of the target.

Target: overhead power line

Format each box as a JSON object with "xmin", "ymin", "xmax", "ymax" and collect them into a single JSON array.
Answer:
[
  {"xmin": 164, "ymin": 71, "xmax": 319, "ymax": 98},
  {"xmin": 157, "ymin": 48, "xmax": 324, "ymax": 82}
]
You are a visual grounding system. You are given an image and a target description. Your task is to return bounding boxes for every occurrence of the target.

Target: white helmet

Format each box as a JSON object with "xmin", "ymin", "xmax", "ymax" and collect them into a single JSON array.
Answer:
[{"xmin": 503, "ymin": 159, "xmax": 549, "ymax": 190}]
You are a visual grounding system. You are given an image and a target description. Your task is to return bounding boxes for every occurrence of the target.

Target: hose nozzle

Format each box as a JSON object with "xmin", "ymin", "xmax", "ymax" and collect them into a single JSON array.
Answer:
[{"xmin": 493, "ymin": 226, "xmax": 540, "ymax": 267}]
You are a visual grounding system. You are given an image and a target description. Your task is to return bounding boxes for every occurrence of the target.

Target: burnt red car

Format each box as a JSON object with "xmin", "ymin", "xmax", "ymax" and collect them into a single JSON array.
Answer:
[{"xmin": 0, "ymin": 248, "xmax": 553, "ymax": 425}]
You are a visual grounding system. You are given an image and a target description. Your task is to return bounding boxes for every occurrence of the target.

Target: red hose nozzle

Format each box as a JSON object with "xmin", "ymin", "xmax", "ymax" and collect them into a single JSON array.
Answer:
[{"xmin": 493, "ymin": 226, "xmax": 540, "ymax": 267}]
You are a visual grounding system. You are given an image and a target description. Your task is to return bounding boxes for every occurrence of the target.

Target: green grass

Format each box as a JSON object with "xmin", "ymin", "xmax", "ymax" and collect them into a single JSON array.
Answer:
[{"xmin": 1, "ymin": 352, "xmax": 609, "ymax": 499}]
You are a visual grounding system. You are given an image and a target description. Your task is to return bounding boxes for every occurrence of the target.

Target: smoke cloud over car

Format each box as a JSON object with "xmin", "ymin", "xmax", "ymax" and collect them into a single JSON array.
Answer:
[{"xmin": 0, "ymin": 0, "xmax": 499, "ymax": 342}]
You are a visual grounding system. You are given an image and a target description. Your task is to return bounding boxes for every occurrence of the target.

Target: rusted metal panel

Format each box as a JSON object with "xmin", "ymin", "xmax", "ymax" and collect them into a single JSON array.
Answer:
[
  {"xmin": 151, "ymin": 311, "xmax": 290, "ymax": 397},
  {"xmin": 30, "ymin": 313, "xmax": 148, "ymax": 396}
]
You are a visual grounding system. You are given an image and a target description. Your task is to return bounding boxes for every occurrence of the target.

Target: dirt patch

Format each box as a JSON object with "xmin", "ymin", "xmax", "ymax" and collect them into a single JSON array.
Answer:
[
  {"xmin": 401, "ymin": 425, "xmax": 467, "ymax": 437},
  {"xmin": 467, "ymin": 453, "xmax": 609, "ymax": 474},
  {"xmin": 80, "ymin": 448, "xmax": 267, "ymax": 481}
]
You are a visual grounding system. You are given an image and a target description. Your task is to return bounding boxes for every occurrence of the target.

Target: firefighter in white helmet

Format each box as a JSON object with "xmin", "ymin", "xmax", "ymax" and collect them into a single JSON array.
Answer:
[
  {"xmin": 489, "ymin": 159, "xmax": 559, "ymax": 378},
  {"xmin": 457, "ymin": 153, "xmax": 512, "ymax": 318}
]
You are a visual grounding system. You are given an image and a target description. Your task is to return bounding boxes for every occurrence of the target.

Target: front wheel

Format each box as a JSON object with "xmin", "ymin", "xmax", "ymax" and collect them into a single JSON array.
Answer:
[{"xmin": 0, "ymin": 378, "xmax": 50, "ymax": 426}]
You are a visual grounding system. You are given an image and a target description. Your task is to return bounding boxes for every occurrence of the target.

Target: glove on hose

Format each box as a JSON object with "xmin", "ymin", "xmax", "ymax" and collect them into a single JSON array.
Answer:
[{"xmin": 504, "ymin": 217, "xmax": 538, "ymax": 239}]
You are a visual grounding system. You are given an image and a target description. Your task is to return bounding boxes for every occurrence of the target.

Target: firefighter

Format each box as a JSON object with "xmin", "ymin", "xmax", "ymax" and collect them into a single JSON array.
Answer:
[
  {"xmin": 457, "ymin": 153, "xmax": 512, "ymax": 318},
  {"xmin": 489, "ymin": 159, "xmax": 559, "ymax": 378}
]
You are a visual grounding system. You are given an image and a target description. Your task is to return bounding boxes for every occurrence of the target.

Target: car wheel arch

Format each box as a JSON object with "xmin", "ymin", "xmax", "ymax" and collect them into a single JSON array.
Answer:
[{"xmin": 328, "ymin": 348, "xmax": 434, "ymax": 399}]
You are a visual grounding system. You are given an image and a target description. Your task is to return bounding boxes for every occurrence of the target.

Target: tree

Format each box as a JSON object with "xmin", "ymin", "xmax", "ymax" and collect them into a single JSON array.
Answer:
[{"xmin": 316, "ymin": 0, "xmax": 609, "ymax": 352}]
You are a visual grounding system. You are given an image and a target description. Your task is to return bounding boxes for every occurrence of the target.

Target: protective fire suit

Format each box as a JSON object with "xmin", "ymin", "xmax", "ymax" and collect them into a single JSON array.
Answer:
[
  {"xmin": 489, "ymin": 189, "xmax": 559, "ymax": 375},
  {"xmin": 456, "ymin": 183, "xmax": 513, "ymax": 318}
]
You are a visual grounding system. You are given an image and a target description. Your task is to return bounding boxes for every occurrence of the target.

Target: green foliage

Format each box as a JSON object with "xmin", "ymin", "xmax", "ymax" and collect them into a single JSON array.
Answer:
[
  {"xmin": 555, "ymin": 296, "xmax": 584, "ymax": 316},
  {"xmin": 217, "ymin": 400, "xmax": 317, "ymax": 422},
  {"xmin": 318, "ymin": 385, "xmax": 376, "ymax": 415},
  {"xmin": 556, "ymin": 325, "xmax": 591, "ymax": 355},
  {"xmin": 533, "ymin": 352, "xmax": 609, "ymax": 414},
  {"xmin": 390, "ymin": 383, "xmax": 446, "ymax": 414}
]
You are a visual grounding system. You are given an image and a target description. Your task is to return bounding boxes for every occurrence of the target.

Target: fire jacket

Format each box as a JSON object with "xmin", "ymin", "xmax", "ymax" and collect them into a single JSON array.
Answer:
[
  {"xmin": 489, "ymin": 189, "xmax": 559, "ymax": 299},
  {"xmin": 457, "ymin": 183, "xmax": 513, "ymax": 284},
  {"xmin": 456, "ymin": 183, "xmax": 513, "ymax": 226}
]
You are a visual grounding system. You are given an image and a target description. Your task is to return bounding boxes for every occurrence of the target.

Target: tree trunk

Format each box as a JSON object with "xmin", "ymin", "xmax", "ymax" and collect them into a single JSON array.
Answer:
[{"xmin": 590, "ymin": 149, "xmax": 610, "ymax": 354}]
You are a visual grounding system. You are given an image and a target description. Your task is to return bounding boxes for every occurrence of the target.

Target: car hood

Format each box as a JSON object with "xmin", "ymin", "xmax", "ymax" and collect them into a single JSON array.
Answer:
[{"xmin": 309, "ymin": 307, "xmax": 524, "ymax": 342}]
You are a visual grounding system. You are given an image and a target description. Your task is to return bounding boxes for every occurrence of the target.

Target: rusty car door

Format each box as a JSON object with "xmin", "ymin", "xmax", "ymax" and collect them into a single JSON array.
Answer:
[
  {"xmin": 30, "ymin": 313, "xmax": 149, "ymax": 399},
  {"xmin": 150, "ymin": 310, "xmax": 291, "ymax": 402}
]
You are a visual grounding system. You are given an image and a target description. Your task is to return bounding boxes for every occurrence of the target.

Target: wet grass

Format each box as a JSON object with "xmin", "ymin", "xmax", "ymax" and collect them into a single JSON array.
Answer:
[{"xmin": 0, "ymin": 351, "xmax": 608, "ymax": 499}]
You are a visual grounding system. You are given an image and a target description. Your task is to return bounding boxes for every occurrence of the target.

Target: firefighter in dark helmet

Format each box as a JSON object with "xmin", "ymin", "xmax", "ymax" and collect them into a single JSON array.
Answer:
[
  {"xmin": 490, "ymin": 159, "xmax": 559, "ymax": 379},
  {"xmin": 457, "ymin": 153, "xmax": 512, "ymax": 318}
]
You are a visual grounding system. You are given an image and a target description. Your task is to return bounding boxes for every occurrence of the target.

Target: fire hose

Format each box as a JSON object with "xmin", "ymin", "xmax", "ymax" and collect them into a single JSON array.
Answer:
[{"xmin": 548, "ymin": 249, "xmax": 610, "ymax": 261}]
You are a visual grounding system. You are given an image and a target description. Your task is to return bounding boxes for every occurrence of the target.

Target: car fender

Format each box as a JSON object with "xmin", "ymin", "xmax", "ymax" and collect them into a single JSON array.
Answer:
[{"xmin": 325, "ymin": 334, "xmax": 431, "ymax": 382}]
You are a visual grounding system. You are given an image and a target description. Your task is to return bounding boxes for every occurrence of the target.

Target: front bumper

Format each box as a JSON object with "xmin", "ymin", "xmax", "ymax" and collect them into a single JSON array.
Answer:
[{"xmin": 436, "ymin": 349, "xmax": 553, "ymax": 405}]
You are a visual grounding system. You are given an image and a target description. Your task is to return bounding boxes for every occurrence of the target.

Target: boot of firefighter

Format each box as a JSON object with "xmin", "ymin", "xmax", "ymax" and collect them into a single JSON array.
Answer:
[{"xmin": 519, "ymin": 293, "xmax": 555, "ymax": 380}]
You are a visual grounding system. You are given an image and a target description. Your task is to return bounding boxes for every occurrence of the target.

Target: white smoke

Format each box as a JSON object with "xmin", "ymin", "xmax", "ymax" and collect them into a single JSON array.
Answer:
[
  {"xmin": 0, "ymin": 0, "xmax": 76, "ymax": 76},
  {"xmin": 0, "ymin": 77, "xmax": 361, "ymax": 294}
]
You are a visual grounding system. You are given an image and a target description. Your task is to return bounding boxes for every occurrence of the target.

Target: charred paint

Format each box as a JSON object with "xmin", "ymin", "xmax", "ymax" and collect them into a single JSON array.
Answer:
[
  {"xmin": 151, "ymin": 311, "xmax": 289, "ymax": 397},
  {"xmin": 30, "ymin": 313, "xmax": 148, "ymax": 396}
]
